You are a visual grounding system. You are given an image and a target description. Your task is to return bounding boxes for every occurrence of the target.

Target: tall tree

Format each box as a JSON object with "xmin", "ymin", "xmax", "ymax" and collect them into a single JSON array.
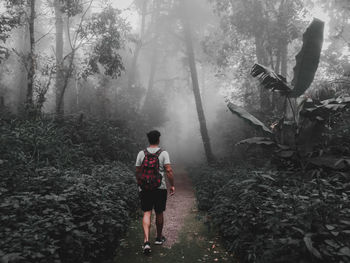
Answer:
[
  {"xmin": 26, "ymin": 0, "xmax": 36, "ymax": 110},
  {"xmin": 142, "ymin": 0, "xmax": 161, "ymax": 109},
  {"xmin": 128, "ymin": 0, "xmax": 148, "ymax": 90},
  {"xmin": 208, "ymin": 0, "xmax": 304, "ymax": 112},
  {"xmin": 54, "ymin": 0, "xmax": 64, "ymax": 116},
  {"xmin": 180, "ymin": 0, "xmax": 215, "ymax": 163}
]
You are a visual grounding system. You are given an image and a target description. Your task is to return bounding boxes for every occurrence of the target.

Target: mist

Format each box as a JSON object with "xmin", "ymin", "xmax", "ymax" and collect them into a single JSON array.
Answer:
[
  {"xmin": 2, "ymin": 0, "xmax": 350, "ymax": 262},
  {"xmin": 1, "ymin": 0, "xmax": 342, "ymax": 166}
]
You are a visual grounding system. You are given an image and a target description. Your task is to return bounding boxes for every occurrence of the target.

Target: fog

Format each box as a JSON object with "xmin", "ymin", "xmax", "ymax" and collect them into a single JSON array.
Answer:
[{"xmin": 0, "ymin": 0, "xmax": 346, "ymax": 165}]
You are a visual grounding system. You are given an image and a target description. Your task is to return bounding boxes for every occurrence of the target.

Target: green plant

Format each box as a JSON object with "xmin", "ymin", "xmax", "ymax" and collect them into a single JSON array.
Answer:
[
  {"xmin": 190, "ymin": 166, "xmax": 350, "ymax": 263},
  {"xmin": 0, "ymin": 115, "xmax": 140, "ymax": 262},
  {"xmin": 0, "ymin": 164, "xmax": 138, "ymax": 263},
  {"xmin": 228, "ymin": 19, "xmax": 350, "ymax": 169}
]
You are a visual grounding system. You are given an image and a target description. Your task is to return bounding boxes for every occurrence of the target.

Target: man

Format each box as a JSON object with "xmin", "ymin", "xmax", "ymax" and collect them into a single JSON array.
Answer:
[{"xmin": 135, "ymin": 130, "xmax": 175, "ymax": 254}]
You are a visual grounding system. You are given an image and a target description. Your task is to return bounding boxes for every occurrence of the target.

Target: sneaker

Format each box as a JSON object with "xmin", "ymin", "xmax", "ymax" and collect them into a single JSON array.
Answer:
[
  {"xmin": 154, "ymin": 236, "xmax": 166, "ymax": 245},
  {"xmin": 143, "ymin": 241, "xmax": 151, "ymax": 254}
]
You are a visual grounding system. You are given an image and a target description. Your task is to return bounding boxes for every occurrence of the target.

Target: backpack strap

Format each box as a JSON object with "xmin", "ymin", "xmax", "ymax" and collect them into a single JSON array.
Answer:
[
  {"xmin": 155, "ymin": 149, "xmax": 162, "ymax": 157},
  {"xmin": 144, "ymin": 148, "xmax": 162, "ymax": 156}
]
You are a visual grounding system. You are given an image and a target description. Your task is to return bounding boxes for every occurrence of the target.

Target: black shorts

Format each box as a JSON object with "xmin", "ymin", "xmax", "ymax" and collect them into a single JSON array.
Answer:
[{"xmin": 139, "ymin": 189, "xmax": 167, "ymax": 213}]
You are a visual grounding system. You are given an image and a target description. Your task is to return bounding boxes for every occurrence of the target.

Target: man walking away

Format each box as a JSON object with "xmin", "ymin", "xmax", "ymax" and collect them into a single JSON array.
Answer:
[{"xmin": 135, "ymin": 130, "xmax": 175, "ymax": 254}]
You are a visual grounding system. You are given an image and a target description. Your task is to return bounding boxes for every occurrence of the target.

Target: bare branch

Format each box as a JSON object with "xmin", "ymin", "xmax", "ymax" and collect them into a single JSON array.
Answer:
[
  {"xmin": 72, "ymin": 0, "xmax": 94, "ymax": 48},
  {"xmin": 35, "ymin": 26, "xmax": 54, "ymax": 43}
]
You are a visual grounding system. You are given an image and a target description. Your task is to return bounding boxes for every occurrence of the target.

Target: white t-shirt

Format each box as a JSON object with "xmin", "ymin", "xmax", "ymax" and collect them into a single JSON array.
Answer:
[{"xmin": 135, "ymin": 147, "xmax": 170, "ymax": 190}]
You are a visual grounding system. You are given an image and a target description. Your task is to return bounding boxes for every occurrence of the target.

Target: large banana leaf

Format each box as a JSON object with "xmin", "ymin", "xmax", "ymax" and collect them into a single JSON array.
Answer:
[
  {"xmin": 236, "ymin": 137, "xmax": 275, "ymax": 146},
  {"xmin": 227, "ymin": 103, "xmax": 272, "ymax": 134},
  {"xmin": 251, "ymin": 64, "xmax": 292, "ymax": 95},
  {"xmin": 291, "ymin": 18, "xmax": 324, "ymax": 97}
]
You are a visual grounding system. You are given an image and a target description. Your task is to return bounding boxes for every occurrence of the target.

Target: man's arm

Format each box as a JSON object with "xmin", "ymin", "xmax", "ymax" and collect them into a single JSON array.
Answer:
[{"xmin": 164, "ymin": 164, "xmax": 175, "ymax": 195}]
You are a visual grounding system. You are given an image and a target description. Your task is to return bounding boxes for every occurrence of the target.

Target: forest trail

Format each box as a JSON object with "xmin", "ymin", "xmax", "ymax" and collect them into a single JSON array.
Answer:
[{"xmin": 114, "ymin": 166, "xmax": 234, "ymax": 262}]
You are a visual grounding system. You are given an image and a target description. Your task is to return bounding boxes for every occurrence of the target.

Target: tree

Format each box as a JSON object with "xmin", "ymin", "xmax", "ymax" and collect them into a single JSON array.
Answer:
[
  {"xmin": 142, "ymin": 0, "xmax": 161, "ymax": 109},
  {"xmin": 208, "ymin": 0, "xmax": 305, "ymax": 113},
  {"xmin": 26, "ymin": 0, "xmax": 36, "ymax": 110},
  {"xmin": 54, "ymin": 0, "xmax": 64, "ymax": 116},
  {"xmin": 128, "ymin": 0, "xmax": 148, "ymax": 90},
  {"xmin": 0, "ymin": 1, "xmax": 22, "ymax": 63},
  {"xmin": 179, "ymin": 0, "xmax": 215, "ymax": 163}
]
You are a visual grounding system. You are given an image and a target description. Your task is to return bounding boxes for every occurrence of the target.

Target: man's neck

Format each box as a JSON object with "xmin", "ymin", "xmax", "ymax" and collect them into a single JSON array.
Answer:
[{"xmin": 149, "ymin": 144, "xmax": 159, "ymax": 148}]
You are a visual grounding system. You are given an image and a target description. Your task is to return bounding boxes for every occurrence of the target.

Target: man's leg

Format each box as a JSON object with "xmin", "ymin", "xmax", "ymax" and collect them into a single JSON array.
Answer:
[
  {"xmin": 155, "ymin": 212, "xmax": 164, "ymax": 239},
  {"xmin": 143, "ymin": 211, "xmax": 152, "ymax": 242}
]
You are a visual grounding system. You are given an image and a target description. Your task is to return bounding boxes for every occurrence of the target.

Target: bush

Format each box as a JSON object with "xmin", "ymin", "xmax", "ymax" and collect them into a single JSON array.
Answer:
[
  {"xmin": 190, "ymin": 167, "xmax": 350, "ymax": 263},
  {"xmin": 0, "ymin": 116, "xmax": 138, "ymax": 193},
  {"xmin": 0, "ymin": 116, "xmax": 140, "ymax": 262},
  {"xmin": 0, "ymin": 164, "xmax": 138, "ymax": 263}
]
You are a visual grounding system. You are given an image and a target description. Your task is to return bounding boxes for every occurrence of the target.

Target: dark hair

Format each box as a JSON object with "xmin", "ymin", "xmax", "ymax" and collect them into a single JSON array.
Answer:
[{"xmin": 147, "ymin": 130, "xmax": 161, "ymax": 145}]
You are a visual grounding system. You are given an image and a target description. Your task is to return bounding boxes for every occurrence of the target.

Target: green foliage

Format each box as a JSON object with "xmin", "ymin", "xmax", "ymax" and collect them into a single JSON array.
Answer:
[
  {"xmin": 0, "ymin": 116, "xmax": 140, "ymax": 262},
  {"xmin": 60, "ymin": 0, "xmax": 84, "ymax": 17},
  {"xmin": 191, "ymin": 167, "xmax": 350, "ymax": 263},
  {"xmin": 189, "ymin": 166, "xmax": 235, "ymax": 211},
  {"xmin": 0, "ymin": 0, "xmax": 25, "ymax": 63},
  {"xmin": 251, "ymin": 64, "xmax": 291, "ymax": 95},
  {"xmin": 0, "ymin": 164, "xmax": 138, "ymax": 263},
  {"xmin": 228, "ymin": 103, "xmax": 272, "ymax": 134},
  {"xmin": 248, "ymin": 18, "xmax": 324, "ymax": 99},
  {"xmin": 81, "ymin": 6, "xmax": 129, "ymax": 79},
  {"xmin": 236, "ymin": 137, "xmax": 275, "ymax": 146},
  {"xmin": 291, "ymin": 19, "xmax": 325, "ymax": 97}
]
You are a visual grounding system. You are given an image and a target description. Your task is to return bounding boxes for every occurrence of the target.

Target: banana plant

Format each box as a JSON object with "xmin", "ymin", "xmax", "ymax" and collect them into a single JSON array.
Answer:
[
  {"xmin": 229, "ymin": 18, "xmax": 350, "ymax": 168},
  {"xmin": 228, "ymin": 18, "xmax": 325, "ymax": 149}
]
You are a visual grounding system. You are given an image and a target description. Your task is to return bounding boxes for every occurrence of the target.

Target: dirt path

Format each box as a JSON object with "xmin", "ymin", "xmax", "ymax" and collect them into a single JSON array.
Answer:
[
  {"xmin": 114, "ymin": 166, "xmax": 236, "ymax": 263},
  {"xmin": 162, "ymin": 165, "xmax": 195, "ymax": 247}
]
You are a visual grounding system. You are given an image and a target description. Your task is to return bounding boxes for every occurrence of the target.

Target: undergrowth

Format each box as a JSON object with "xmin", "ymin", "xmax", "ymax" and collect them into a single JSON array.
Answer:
[
  {"xmin": 0, "ymin": 115, "xmax": 140, "ymax": 263},
  {"xmin": 190, "ymin": 166, "xmax": 350, "ymax": 263}
]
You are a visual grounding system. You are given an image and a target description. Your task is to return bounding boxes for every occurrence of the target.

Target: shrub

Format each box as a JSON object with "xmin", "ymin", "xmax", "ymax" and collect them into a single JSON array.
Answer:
[
  {"xmin": 0, "ymin": 164, "xmax": 138, "ymax": 263},
  {"xmin": 190, "ymin": 167, "xmax": 350, "ymax": 263},
  {"xmin": 0, "ymin": 116, "xmax": 138, "ymax": 193},
  {"xmin": 0, "ymin": 115, "xmax": 140, "ymax": 262}
]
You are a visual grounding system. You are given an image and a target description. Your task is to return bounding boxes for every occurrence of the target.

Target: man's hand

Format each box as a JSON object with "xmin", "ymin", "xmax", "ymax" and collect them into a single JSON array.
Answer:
[
  {"xmin": 165, "ymin": 164, "xmax": 175, "ymax": 196},
  {"xmin": 169, "ymin": 186, "xmax": 175, "ymax": 196}
]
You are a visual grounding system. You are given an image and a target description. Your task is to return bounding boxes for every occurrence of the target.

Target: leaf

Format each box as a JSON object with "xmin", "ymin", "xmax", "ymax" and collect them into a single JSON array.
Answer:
[
  {"xmin": 1, "ymin": 253, "xmax": 24, "ymax": 263},
  {"xmin": 304, "ymin": 235, "xmax": 322, "ymax": 259},
  {"xmin": 335, "ymin": 159, "xmax": 350, "ymax": 167},
  {"xmin": 236, "ymin": 137, "xmax": 275, "ymax": 146},
  {"xmin": 325, "ymin": 225, "xmax": 335, "ymax": 230},
  {"xmin": 307, "ymin": 156, "xmax": 348, "ymax": 170},
  {"xmin": 260, "ymin": 174, "xmax": 276, "ymax": 181},
  {"xmin": 339, "ymin": 247, "xmax": 350, "ymax": 257},
  {"xmin": 227, "ymin": 103, "xmax": 272, "ymax": 134},
  {"xmin": 291, "ymin": 18, "xmax": 324, "ymax": 97},
  {"xmin": 276, "ymin": 150, "xmax": 295, "ymax": 158},
  {"xmin": 340, "ymin": 220, "xmax": 350, "ymax": 226},
  {"xmin": 324, "ymin": 239, "xmax": 339, "ymax": 249},
  {"xmin": 250, "ymin": 64, "xmax": 292, "ymax": 94}
]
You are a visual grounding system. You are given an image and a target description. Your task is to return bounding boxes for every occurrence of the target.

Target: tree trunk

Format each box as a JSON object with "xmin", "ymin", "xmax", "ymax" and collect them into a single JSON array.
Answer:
[
  {"xmin": 128, "ymin": 0, "xmax": 148, "ymax": 90},
  {"xmin": 255, "ymin": 35, "xmax": 271, "ymax": 113},
  {"xmin": 54, "ymin": 0, "xmax": 64, "ymax": 116},
  {"xmin": 280, "ymin": 40, "xmax": 288, "ymax": 77},
  {"xmin": 142, "ymin": 0, "xmax": 160, "ymax": 109},
  {"xmin": 0, "ymin": 96, "xmax": 4, "ymax": 110},
  {"xmin": 180, "ymin": 0, "xmax": 215, "ymax": 164},
  {"xmin": 16, "ymin": 25, "xmax": 29, "ymax": 112},
  {"xmin": 26, "ymin": 0, "xmax": 36, "ymax": 110}
]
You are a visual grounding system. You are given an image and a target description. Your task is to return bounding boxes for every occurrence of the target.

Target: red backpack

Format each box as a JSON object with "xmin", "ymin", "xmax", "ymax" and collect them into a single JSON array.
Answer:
[{"xmin": 138, "ymin": 149, "xmax": 163, "ymax": 191}]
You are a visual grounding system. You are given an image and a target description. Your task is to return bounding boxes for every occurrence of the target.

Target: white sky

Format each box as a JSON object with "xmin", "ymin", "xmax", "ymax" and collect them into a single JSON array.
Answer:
[
  {"xmin": 112, "ymin": 0, "xmax": 139, "ymax": 29},
  {"xmin": 111, "ymin": 0, "xmax": 331, "ymax": 45}
]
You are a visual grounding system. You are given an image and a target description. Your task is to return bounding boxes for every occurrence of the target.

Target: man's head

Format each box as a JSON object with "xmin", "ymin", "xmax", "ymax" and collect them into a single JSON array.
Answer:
[{"xmin": 147, "ymin": 130, "xmax": 161, "ymax": 145}]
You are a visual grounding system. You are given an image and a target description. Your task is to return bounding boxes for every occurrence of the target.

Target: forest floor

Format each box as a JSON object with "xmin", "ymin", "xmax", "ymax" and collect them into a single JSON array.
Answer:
[{"xmin": 114, "ymin": 166, "xmax": 235, "ymax": 263}]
